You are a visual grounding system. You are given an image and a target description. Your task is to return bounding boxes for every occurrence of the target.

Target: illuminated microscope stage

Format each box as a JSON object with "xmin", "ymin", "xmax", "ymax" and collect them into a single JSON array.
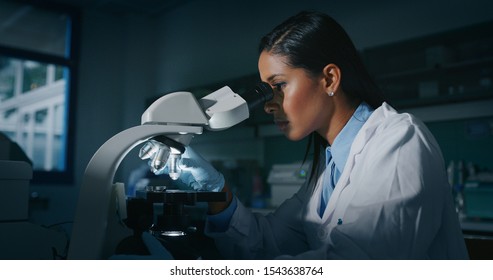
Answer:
[{"xmin": 119, "ymin": 188, "xmax": 227, "ymax": 259}]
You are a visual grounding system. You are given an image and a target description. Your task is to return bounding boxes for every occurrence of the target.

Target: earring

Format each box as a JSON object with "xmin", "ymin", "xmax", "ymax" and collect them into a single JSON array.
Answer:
[{"xmin": 328, "ymin": 91, "xmax": 334, "ymax": 97}]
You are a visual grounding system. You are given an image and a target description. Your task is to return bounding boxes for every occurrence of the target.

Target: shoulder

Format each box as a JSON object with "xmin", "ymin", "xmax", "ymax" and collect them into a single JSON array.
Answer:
[
  {"xmin": 373, "ymin": 103, "xmax": 422, "ymax": 130},
  {"xmin": 363, "ymin": 103, "xmax": 443, "ymax": 163},
  {"xmin": 369, "ymin": 103, "xmax": 433, "ymax": 142},
  {"xmin": 349, "ymin": 103, "xmax": 448, "ymax": 197}
]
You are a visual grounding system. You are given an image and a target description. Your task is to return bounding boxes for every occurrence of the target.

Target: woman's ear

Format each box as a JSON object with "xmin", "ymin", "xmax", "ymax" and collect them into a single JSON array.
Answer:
[{"xmin": 322, "ymin": 64, "xmax": 341, "ymax": 95}]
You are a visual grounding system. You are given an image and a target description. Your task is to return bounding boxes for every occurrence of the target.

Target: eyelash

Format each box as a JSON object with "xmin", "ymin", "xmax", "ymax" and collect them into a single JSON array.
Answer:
[{"xmin": 272, "ymin": 82, "xmax": 286, "ymax": 92}]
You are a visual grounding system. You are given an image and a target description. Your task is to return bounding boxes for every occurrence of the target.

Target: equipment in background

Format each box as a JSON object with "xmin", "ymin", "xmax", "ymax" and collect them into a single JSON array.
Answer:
[
  {"xmin": 0, "ymin": 160, "xmax": 67, "ymax": 259},
  {"xmin": 0, "ymin": 161, "xmax": 31, "ymax": 222},
  {"xmin": 463, "ymin": 169, "xmax": 493, "ymax": 219},
  {"xmin": 68, "ymin": 83, "xmax": 273, "ymax": 259},
  {"xmin": 267, "ymin": 163, "xmax": 309, "ymax": 208},
  {"xmin": 448, "ymin": 160, "xmax": 493, "ymax": 219}
]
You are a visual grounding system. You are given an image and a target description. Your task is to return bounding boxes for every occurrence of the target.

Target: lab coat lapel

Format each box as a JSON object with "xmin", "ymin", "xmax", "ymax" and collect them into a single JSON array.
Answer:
[
  {"xmin": 303, "ymin": 165, "xmax": 332, "ymax": 246},
  {"xmin": 306, "ymin": 165, "xmax": 326, "ymax": 222},
  {"xmin": 322, "ymin": 103, "xmax": 388, "ymax": 224}
]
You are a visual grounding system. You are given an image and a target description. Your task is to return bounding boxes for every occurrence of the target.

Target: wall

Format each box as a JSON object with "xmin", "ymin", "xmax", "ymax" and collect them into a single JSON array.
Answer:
[
  {"xmin": 29, "ymin": 0, "xmax": 493, "ymax": 233},
  {"xmin": 154, "ymin": 0, "xmax": 493, "ymax": 93}
]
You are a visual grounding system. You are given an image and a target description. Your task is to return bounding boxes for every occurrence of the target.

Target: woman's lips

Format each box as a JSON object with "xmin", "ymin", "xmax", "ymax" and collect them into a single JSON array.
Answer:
[{"xmin": 274, "ymin": 120, "xmax": 289, "ymax": 131}]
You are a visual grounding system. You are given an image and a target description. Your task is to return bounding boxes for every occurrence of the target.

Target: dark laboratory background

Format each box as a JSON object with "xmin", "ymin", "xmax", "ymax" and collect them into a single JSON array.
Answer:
[{"xmin": 1, "ymin": 0, "xmax": 493, "ymax": 259}]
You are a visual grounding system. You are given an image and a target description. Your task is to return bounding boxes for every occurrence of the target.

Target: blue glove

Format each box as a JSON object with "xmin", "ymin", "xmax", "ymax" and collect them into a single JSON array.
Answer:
[
  {"xmin": 178, "ymin": 146, "xmax": 225, "ymax": 192},
  {"xmin": 110, "ymin": 232, "xmax": 174, "ymax": 260},
  {"xmin": 139, "ymin": 141, "xmax": 225, "ymax": 192}
]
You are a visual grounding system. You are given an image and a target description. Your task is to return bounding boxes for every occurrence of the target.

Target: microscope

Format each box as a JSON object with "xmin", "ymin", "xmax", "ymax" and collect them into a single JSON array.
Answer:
[{"xmin": 67, "ymin": 82, "xmax": 273, "ymax": 259}]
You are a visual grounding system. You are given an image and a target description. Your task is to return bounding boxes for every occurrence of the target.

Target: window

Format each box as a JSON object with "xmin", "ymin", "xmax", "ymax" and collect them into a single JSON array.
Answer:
[{"xmin": 0, "ymin": 0, "xmax": 79, "ymax": 184}]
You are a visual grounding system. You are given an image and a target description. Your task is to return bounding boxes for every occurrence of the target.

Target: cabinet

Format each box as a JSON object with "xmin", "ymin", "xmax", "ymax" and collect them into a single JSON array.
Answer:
[{"xmin": 363, "ymin": 20, "xmax": 493, "ymax": 109}]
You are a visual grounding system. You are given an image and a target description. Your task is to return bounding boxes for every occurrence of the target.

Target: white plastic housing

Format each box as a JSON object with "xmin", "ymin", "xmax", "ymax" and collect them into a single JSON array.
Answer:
[
  {"xmin": 199, "ymin": 86, "xmax": 249, "ymax": 131},
  {"xmin": 141, "ymin": 91, "xmax": 209, "ymax": 126}
]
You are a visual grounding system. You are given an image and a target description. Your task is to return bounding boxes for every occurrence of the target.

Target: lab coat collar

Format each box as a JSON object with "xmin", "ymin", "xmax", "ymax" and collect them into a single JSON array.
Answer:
[
  {"xmin": 339, "ymin": 102, "xmax": 397, "ymax": 168},
  {"xmin": 328, "ymin": 102, "xmax": 374, "ymax": 174}
]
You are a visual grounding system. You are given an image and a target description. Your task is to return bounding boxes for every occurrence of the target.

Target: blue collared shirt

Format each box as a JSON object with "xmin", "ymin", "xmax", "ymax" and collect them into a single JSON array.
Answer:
[{"xmin": 319, "ymin": 102, "xmax": 374, "ymax": 216}]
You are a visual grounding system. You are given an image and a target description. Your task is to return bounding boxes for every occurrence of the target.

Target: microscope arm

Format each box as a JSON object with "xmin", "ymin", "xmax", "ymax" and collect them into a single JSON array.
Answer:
[{"xmin": 68, "ymin": 124, "xmax": 202, "ymax": 260}]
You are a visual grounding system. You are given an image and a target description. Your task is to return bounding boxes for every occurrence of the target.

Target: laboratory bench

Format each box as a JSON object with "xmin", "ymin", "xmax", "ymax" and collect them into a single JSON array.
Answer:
[{"xmin": 460, "ymin": 217, "xmax": 493, "ymax": 259}]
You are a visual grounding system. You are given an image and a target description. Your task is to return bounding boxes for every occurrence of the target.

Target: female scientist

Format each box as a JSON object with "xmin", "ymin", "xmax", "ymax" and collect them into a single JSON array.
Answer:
[{"xmin": 143, "ymin": 11, "xmax": 468, "ymax": 259}]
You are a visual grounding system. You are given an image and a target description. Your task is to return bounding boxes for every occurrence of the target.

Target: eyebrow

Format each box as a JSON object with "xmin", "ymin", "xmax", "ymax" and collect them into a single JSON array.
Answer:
[{"xmin": 265, "ymin": 74, "xmax": 285, "ymax": 82}]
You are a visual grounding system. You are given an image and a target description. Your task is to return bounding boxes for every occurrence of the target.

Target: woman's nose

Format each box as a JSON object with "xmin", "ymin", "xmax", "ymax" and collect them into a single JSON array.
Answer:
[
  {"xmin": 264, "ymin": 98, "xmax": 279, "ymax": 114},
  {"xmin": 264, "ymin": 91, "xmax": 283, "ymax": 114}
]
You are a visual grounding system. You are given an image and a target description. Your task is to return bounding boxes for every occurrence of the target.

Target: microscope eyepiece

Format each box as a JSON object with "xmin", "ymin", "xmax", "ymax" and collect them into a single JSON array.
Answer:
[{"xmin": 241, "ymin": 82, "xmax": 274, "ymax": 112}]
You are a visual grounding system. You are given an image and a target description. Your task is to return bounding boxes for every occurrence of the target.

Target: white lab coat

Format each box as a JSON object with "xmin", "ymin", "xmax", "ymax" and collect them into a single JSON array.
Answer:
[{"xmin": 205, "ymin": 102, "xmax": 469, "ymax": 259}]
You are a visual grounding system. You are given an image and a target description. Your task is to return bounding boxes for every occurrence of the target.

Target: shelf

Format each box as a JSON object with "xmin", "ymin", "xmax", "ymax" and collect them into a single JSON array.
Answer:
[
  {"xmin": 375, "ymin": 56, "xmax": 493, "ymax": 80},
  {"xmin": 402, "ymin": 98, "xmax": 493, "ymax": 123},
  {"xmin": 391, "ymin": 89, "xmax": 493, "ymax": 109},
  {"xmin": 363, "ymin": 20, "xmax": 493, "ymax": 110}
]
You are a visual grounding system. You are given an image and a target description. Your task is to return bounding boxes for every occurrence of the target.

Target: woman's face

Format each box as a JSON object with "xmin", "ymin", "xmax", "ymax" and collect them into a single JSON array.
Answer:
[{"xmin": 258, "ymin": 51, "xmax": 331, "ymax": 141}]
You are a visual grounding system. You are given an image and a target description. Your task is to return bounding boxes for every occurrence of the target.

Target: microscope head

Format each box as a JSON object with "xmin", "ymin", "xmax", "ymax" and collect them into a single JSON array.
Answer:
[{"xmin": 139, "ymin": 82, "xmax": 273, "ymax": 180}]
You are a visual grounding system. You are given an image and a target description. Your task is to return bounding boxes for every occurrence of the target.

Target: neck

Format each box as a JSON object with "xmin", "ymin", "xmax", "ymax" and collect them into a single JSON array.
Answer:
[{"xmin": 320, "ymin": 98, "xmax": 358, "ymax": 145}]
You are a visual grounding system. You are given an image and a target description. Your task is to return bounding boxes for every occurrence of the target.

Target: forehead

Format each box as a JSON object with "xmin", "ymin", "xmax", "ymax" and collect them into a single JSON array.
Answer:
[{"xmin": 258, "ymin": 51, "xmax": 291, "ymax": 81}]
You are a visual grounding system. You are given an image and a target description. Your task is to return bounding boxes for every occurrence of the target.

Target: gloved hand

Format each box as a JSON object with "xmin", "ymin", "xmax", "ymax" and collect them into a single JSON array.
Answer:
[
  {"xmin": 110, "ymin": 232, "xmax": 174, "ymax": 260},
  {"xmin": 178, "ymin": 146, "xmax": 225, "ymax": 192},
  {"xmin": 139, "ymin": 141, "xmax": 225, "ymax": 192}
]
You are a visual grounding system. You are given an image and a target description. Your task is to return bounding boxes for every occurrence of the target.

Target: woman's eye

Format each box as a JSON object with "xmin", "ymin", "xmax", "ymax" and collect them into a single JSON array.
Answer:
[{"xmin": 273, "ymin": 82, "xmax": 286, "ymax": 91}]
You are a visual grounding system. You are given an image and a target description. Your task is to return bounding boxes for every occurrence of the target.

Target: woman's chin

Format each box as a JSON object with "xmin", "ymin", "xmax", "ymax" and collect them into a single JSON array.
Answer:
[{"xmin": 285, "ymin": 131, "xmax": 306, "ymax": 142}]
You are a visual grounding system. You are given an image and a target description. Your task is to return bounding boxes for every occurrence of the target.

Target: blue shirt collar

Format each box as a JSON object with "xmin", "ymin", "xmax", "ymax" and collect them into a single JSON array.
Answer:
[{"xmin": 326, "ymin": 102, "xmax": 374, "ymax": 172}]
